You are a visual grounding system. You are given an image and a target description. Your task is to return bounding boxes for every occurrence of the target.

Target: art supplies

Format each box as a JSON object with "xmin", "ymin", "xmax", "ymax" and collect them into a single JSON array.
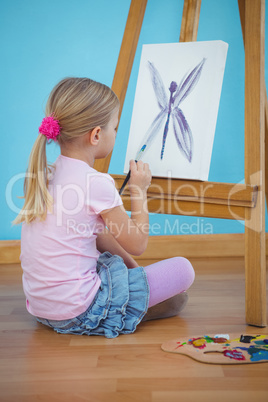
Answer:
[{"xmin": 161, "ymin": 333, "xmax": 268, "ymax": 364}]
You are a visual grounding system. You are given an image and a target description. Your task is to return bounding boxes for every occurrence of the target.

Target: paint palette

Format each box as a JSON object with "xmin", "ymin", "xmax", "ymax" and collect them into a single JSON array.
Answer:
[{"xmin": 161, "ymin": 333, "xmax": 268, "ymax": 364}]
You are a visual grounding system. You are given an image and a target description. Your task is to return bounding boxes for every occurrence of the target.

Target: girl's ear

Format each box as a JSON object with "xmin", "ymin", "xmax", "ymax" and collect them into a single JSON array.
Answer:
[{"xmin": 89, "ymin": 126, "xmax": 101, "ymax": 145}]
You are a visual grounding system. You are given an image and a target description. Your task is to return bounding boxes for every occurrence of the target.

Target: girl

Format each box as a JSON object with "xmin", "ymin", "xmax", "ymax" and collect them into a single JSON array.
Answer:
[{"xmin": 14, "ymin": 77, "xmax": 195, "ymax": 338}]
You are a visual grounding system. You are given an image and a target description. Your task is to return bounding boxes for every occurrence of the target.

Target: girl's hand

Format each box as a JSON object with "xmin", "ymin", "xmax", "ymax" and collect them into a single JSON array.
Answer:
[
  {"xmin": 128, "ymin": 160, "xmax": 152, "ymax": 194},
  {"xmin": 100, "ymin": 160, "xmax": 151, "ymax": 256}
]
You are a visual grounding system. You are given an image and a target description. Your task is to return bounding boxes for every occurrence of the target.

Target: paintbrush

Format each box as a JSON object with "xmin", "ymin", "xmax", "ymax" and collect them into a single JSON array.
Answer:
[{"xmin": 119, "ymin": 145, "xmax": 146, "ymax": 195}]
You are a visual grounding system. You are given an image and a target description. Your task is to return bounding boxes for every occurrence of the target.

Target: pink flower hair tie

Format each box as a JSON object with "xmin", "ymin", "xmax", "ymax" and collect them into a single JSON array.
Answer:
[{"xmin": 39, "ymin": 115, "xmax": 61, "ymax": 141}]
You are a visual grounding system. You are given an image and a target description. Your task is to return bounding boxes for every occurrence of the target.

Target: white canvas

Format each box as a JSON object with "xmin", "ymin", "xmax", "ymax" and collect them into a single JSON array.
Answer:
[{"xmin": 124, "ymin": 41, "xmax": 228, "ymax": 181}]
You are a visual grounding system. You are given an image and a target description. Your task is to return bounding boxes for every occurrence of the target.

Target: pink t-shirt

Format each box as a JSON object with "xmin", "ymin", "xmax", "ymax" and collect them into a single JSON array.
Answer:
[{"xmin": 20, "ymin": 155, "xmax": 123, "ymax": 320}]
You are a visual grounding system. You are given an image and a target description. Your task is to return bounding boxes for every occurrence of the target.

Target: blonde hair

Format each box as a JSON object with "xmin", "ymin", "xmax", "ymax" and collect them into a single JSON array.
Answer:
[{"xmin": 13, "ymin": 77, "xmax": 119, "ymax": 225}]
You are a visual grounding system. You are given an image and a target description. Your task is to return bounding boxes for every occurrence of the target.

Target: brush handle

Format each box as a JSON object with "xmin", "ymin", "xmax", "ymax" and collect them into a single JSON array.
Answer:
[
  {"xmin": 119, "ymin": 160, "xmax": 137, "ymax": 195},
  {"xmin": 119, "ymin": 169, "xmax": 131, "ymax": 195}
]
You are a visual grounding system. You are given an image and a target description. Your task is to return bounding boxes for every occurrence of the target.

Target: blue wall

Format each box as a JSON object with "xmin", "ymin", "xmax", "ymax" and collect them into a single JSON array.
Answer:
[{"xmin": 1, "ymin": 0, "xmax": 267, "ymax": 240}]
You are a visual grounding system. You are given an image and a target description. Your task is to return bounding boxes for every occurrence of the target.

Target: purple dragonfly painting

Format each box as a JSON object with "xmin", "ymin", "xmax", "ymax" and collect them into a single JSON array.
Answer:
[{"xmin": 135, "ymin": 58, "xmax": 206, "ymax": 162}]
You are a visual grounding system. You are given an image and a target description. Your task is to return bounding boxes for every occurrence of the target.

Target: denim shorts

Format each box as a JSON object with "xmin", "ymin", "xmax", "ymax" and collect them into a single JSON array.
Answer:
[{"xmin": 36, "ymin": 252, "xmax": 150, "ymax": 338}]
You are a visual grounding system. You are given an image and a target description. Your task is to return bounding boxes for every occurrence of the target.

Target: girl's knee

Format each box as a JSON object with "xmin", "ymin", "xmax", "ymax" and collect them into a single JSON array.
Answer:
[{"xmin": 171, "ymin": 257, "xmax": 195, "ymax": 288}]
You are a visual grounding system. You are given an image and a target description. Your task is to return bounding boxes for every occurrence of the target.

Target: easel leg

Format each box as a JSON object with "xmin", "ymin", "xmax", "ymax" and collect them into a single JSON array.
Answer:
[
  {"xmin": 93, "ymin": 0, "xmax": 147, "ymax": 174},
  {"xmin": 179, "ymin": 0, "xmax": 201, "ymax": 42},
  {"xmin": 243, "ymin": 0, "xmax": 266, "ymax": 326},
  {"xmin": 265, "ymin": 94, "xmax": 268, "ymax": 207}
]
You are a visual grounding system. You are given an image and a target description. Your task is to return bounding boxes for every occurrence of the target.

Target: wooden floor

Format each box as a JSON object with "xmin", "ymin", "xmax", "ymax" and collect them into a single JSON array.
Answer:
[{"xmin": 0, "ymin": 258, "xmax": 268, "ymax": 402}]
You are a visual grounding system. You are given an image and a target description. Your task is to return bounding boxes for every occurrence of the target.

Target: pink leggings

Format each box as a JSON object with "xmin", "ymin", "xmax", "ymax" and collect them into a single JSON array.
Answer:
[{"xmin": 144, "ymin": 257, "xmax": 195, "ymax": 308}]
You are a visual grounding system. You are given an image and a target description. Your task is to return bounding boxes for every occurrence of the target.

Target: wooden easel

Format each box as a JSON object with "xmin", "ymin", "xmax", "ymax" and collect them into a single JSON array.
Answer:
[{"xmin": 94, "ymin": 0, "xmax": 267, "ymax": 327}]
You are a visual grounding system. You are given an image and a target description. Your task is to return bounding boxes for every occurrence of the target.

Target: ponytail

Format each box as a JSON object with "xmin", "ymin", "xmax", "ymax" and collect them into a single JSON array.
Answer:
[
  {"xmin": 13, "ymin": 134, "xmax": 54, "ymax": 224},
  {"xmin": 13, "ymin": 76, "xmax": 119, "ymax": 225}
]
